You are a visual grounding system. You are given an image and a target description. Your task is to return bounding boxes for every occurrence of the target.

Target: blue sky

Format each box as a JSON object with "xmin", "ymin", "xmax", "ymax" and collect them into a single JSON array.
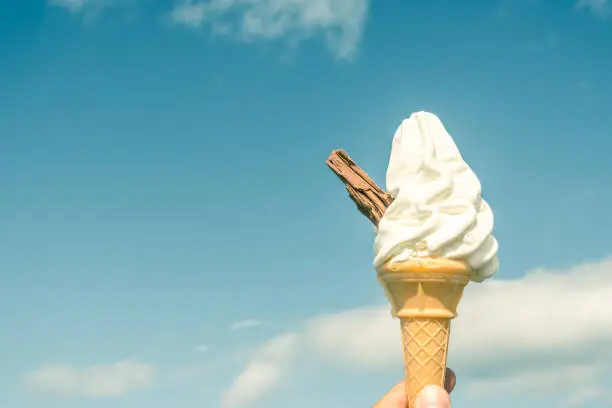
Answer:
[{"xmin": 2, "ymin": 1, "xmax": 612, "ymax": 407}]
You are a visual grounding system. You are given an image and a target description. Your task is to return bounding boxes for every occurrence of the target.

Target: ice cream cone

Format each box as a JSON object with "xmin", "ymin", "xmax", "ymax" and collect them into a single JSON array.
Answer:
[{"xmin": 377, "ymin": 257, "xmax": 471, "ymax": 407}]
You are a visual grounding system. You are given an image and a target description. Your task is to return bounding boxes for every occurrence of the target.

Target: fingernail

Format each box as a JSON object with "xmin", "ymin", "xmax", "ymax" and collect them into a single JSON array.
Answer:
[{"xmin": 414, "ymin": 385, "xmax": 451, "ymax": 408}]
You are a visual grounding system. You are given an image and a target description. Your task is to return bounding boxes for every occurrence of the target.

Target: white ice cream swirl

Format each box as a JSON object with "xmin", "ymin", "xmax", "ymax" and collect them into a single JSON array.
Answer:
[{"xmin": 373, "ymin": 112, "xmax": 499, "ymax": 282}]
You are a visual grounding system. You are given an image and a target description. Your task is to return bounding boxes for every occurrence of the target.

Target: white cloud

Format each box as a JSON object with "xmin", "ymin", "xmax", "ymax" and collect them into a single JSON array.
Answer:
[
  {"xmin": 49, "ymin": 0, "xmax": 90, "ymax": 13},
  {"xmin": 224, "ymin": 257, "xmax": 612, "ymax": 405},
  {"xmin": 307, "ymin": 258, "xmax": 612, "ymax": 373},
  {"xmin": 22, "ymin": 359, "xmax": 155, "ymax": 397},
  {"xmin": 170, "ymin": 1, "xmax": 208, "ymax": 27},
  {"xmin": 194, "ymin": 344, "xmax": 209, "ymax": 352},
  {"xmin": 48, "ymin": 0, "xmax": 114, "ymax": 14},
  {"xmin": 576, "ymin": 80, "xmax": 592, "ymax": 90},
  {"xmin": 467, "ymin": 363, "xmax": 600, "ymax": 396},
  {"xmin": 48, "ymin": 0, "xmax": 136, "ymax": 19},
  {"xmin": 221, "ymin": 333, "xmax": 300, "ymax": 408},
  {"xmin": 576, "ymin": 0, "xmax": 610, "ymax": 17},
  {"xmin": 562, "ymin": 387, "xmax": 612, "ymax": 407},
  {"xmin": 230, "ymin": 319, "xmax": 269, "ymax": 330},
  {"xmin": 305, "ymin": 306, "xmax": 396, "ymax": 370},
  {"xmin": 170, "ymin": 0, "xmax": 370, "ymax": 59}
]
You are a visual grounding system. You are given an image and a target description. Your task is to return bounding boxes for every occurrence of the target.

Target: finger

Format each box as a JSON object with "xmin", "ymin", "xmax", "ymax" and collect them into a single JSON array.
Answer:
[
  {"xmin": 414, "ymin": 385, "xmax": 451, "ymax": 408},
  {"xmin": 444, "ymin": 368, "xmax": 456, "ymax": 393},
  {"xmin": 373, "ymin": 381, "xmax": 407, "ymax": 408}
]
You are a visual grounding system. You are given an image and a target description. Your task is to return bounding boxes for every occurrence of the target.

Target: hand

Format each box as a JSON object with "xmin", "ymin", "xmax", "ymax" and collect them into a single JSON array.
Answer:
[{"xmin": 373, "ymin": 368, "xmax": 455, "ymax": 408}]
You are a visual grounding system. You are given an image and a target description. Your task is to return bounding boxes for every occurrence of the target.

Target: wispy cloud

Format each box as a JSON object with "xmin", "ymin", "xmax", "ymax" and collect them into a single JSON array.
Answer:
[
  {"xmin": 22, "ymin": 359, "xmax": 155, "ymax": 397},
  {"xmin": 49, "ymin": 0, "xmax": 370, "ymax": 57},
  {"xmin": 170, "ymin": 0, "xmax": 370, "ymax": 59},
  {"xmin": 221, "ymin": 333, "xmax": 300, "ymax": 408},
  {"xmin": 576, "ymin": 0, "xmax": 610, "ymax": 17},
  {"xmin": 307, "ymin": 258, "xmax": 612, "ymax": 373},
  {"xmin": 49, "ymin": 0, "xmax": 90, "ymax": 13},
  {"xmin": 223, "ymin": 257, "xmax": 612, "ymax": 406},
  {"xmin": 48, "ymin": 0, "xmax": 138, "ymax": 20},
  {"xmin": 467, "ymin": 363, "xmax": 600, "ymax": 395},
  {"xmin": 194, "ymin": 344, "xmax": 209, "ymax": 352},
  {"xmin": 575, "ymin": 80, "xmax": 592, "ymax": 90},
  {"xmin": 562, "ymin": 387, "xmax": 612, "ymax": 407},
  {"xmin": 48, "ymin": 0, "xmax": 113, "ymax": 15},
  {"xmin": 230, "ymin": 319, "xmax": 269, "ymax": 330},
  {"xmin": 170, "ymin": 1, "xmax": 208, "ymax": 27}
]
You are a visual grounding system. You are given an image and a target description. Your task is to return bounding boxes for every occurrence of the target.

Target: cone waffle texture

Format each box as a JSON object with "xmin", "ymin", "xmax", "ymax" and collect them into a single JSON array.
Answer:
[
  {"xmin": 401, "ymin": 317, "xmax": 450, "ymax": 406},
  {"xmin": 377, "ymin": 257, "xmax": 471, "ymax": 407}
]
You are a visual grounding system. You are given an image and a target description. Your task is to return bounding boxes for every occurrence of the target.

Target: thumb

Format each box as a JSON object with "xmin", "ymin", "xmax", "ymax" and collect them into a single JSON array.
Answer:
[{"xmin": 414, "ymin": 385, "xmax": 451, "ymax": 408}]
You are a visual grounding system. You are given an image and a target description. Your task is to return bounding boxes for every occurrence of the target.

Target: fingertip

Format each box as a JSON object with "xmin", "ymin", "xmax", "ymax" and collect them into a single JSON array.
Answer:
[
  {"xmin": 386, "ymin": 380, "xmax": 408, "ymax": 400},
  {"xmin": 414, "ymin": 385, "xmax": 451, "ymax": 408},
  {"xmin": 391, "ymin": 380, "xmax": 407, "ymax": 391},
  {"xmin": 373, "ymin": 381, "xmax": 407, "ymax": 408}
]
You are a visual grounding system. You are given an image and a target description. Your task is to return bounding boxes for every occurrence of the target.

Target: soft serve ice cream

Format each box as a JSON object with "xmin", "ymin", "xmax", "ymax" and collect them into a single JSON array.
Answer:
[{"xmin": 373, "ymin": 111, "xmax": 499, "ymax": 282}]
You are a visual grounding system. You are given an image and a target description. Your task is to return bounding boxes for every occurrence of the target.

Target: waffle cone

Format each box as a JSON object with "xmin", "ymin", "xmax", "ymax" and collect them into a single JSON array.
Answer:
[{"xmin": 377, "ymin": 258, "xmax": 471, "ymax": 407}]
